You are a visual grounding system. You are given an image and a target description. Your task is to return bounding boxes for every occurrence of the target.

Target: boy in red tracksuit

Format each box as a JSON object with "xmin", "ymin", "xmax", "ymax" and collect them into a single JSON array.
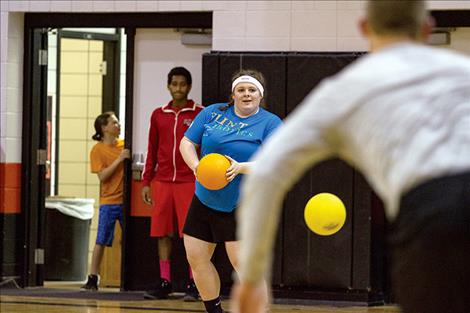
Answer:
[{"xmin": 142, "ymin": 67, "xmax": 203, "ymax": 301}]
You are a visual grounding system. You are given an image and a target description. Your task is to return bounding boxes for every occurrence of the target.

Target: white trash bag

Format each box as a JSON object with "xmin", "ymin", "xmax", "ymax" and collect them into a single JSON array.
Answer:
[{"xmin": 45, "ymin": 197, "xmax": 95, "ymax": 220}]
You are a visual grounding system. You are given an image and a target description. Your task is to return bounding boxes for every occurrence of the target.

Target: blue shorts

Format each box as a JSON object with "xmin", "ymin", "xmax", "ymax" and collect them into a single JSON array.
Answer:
[{"xmin": 96, "ymin": 204, "xmax": 123, "ymax": 246}]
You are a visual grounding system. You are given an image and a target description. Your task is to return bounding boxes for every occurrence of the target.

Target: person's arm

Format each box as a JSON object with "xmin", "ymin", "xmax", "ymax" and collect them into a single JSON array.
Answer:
[
  {"xmin": 237, "ymin": 116, "xmax": 329, "ymax": 283},
  {"xmin": 97, "ymin": 149, "xmax": 130, "ymax": 182},
  {"xmin": 179, "ymin": 105, "xmax": 208, "ymax": 173},
  {"xmin": 225, "ymin": 155, "xmax": 253, "ymax": 182},
  {"xmin": 231, "ymin": 281, "xmax": 267, "ymax": 313},
  {"xmin": 232, "ymin": 87, "xmax": 341, "ymax": 313},
  {"xmin": 180, "ymin": 136, "xmax": 200, "ymax": 173},
  {"xmin": 142, "ymin": 112, "xmax": 159, "ymax": 204}
]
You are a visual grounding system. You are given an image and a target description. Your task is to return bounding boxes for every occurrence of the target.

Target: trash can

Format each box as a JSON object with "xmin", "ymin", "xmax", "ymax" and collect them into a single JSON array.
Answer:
[{"xmin": 44, "ymin": 197, "xmax": 94, "ymax": 281}]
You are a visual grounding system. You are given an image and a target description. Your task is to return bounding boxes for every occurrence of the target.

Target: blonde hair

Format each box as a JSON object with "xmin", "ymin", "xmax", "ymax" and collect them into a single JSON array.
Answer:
[{"xmin": 367, "ymin": 0, "xmax": 427, "ymax": 38}]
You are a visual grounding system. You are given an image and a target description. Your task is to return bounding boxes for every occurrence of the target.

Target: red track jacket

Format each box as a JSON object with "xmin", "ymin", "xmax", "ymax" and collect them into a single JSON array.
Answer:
[{"xmin": 142, "ymin": 100, "xmax": 203, "ymax": 186}]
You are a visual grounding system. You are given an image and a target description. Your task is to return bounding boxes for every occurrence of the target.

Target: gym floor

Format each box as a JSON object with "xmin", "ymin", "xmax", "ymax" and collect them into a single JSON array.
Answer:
[{"xmin": 0, "ymin": 282, "xmax": 401, "ymax": 313}]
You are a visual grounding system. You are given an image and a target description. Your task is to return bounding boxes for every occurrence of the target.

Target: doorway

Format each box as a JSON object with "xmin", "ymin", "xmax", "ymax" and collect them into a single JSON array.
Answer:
[
  {"xmin": 20, "ymin": 12, "xmax": 213, "ymax": 290},
  {"xmin": 44, "ymin": 28, "xmax": 124, "ymax": 288}
]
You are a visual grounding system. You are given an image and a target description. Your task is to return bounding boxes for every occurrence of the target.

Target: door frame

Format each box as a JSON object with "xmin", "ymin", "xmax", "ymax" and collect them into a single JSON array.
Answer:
[
  {"xmin": 21, "ymin": 27, "xmax": 49, "ymax": 287},
  {"xmin": 21, "ymin": 12, "xmax": 212, "ymax": 288}
]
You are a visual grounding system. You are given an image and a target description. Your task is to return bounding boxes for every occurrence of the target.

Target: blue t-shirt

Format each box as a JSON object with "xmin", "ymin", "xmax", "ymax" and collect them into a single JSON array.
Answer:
[{"xmin": 184, "ymin": 103, "xmax": 282, "ymax": 212}]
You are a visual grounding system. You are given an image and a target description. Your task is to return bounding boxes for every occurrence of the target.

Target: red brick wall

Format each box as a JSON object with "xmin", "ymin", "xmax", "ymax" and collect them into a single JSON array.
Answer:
[{"xmin": 0, "ymin": 163, "xmax": 21, "ymax": 214}]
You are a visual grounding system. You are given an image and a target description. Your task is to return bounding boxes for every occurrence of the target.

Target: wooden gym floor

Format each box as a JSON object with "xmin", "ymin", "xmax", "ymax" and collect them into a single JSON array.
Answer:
[{"xmin": 0, "ymin": 282, "xmax": 401, "ymax": 313}]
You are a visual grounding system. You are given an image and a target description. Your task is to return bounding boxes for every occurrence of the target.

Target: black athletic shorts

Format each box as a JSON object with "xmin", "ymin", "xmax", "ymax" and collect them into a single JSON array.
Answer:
[{"xmin": 183, "ymin": 195, "xmax": 237, "ymax": 243}]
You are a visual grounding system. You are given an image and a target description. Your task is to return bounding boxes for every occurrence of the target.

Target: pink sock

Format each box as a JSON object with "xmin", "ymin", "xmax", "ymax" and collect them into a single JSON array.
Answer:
[
  {"xmin": 159, "ymin": 260, "xmax": 171, "ymax": 282},
  {"xmin": 188, "ymin": 267, "xmax": 193, "ymax": 280}
]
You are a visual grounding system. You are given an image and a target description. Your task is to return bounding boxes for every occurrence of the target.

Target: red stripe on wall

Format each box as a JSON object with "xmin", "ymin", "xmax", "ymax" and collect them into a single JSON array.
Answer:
[{"xmin": 0, "ymin": 163, "xmax": 22, "ymax": 214}]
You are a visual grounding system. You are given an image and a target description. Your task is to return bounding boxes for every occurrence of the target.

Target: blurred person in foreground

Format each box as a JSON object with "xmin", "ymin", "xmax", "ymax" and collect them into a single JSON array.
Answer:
[{"xmin": 232, "ymin": 1, "xmax": 470, "ymax": 313}]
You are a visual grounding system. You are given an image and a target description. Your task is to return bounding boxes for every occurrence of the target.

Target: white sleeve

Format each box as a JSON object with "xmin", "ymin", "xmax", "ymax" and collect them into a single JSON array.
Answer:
[{"xmin": 237, "ymin": 86, "xmax": 340, "ymax": 284}]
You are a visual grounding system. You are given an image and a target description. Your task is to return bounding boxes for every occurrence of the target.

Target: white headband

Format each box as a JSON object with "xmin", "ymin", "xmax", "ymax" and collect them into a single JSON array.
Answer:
[{"xmin": 231, "ymin": 75, "xmax": 264, "ymax": 97}]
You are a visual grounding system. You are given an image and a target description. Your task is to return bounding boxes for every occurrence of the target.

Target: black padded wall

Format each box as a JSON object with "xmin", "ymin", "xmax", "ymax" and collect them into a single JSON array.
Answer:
[
  {"xmin": 286, "ymin": 53, "xmax": 361, "ymax": 114},
  {"xmin": 202, "ymin": 51, "xmax": 387, "ymax": 303},
  {"xmin": 283, "ymin": 159, "xmax": 353, "ymax": 288},
  {"xmin": 0, "ymin": 214, "xmax": 23, "ymax": 280},
  {"xmin": 282, "ymin": 53, "xmax": 360, "ymax": 289},
  {"xmin": 201, "ymin": 54, "xmax": 220, "ymax": 106}
]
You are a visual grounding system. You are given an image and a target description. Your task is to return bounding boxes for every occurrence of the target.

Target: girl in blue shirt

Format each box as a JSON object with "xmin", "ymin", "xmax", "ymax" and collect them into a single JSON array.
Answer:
[{"xmin": 180, "ymin": 69, "xmax": 282, "ymax": 313}]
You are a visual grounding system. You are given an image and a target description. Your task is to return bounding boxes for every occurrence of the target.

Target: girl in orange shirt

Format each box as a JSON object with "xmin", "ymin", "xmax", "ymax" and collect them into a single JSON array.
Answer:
[{"xmin": 81, "ymin": 112, "xmax": 130, "ymax": 291}]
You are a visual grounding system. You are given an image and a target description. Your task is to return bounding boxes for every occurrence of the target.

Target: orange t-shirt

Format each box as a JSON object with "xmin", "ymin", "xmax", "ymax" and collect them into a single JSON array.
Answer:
[{"xmin": 90, "ymin": 139, "xmax": 124, "ymax": 205}]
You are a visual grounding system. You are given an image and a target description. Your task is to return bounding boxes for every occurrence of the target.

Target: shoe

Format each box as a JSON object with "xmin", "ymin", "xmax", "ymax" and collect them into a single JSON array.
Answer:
[
  {"xmin": 143, "ymin": 278, "xmax": 172, "ymax": 299},
  {"xmin": 183, "ymin": 279, "xmax": 200, "ymax": 302},
  {"xmin": 80, "ymin": 274, "xmax": 99, "ymax": 291}
]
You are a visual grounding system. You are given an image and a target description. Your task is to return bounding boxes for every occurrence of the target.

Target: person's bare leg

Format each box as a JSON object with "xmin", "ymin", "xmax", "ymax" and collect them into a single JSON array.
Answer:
[
  {"xmin": 184, "ymin": 234, "xmax": 219, "ymax": 300},
  {"xmin": 225, "ymin": 241, "xmax": 239, "ymax": 272},
  {"xmin": 81, "ymin": 243, "xmax": 103, "ymax": 290},
  {"xmin": 158, "ymin": 236, "xmax": 172, "ymax": 260},
  {"xmin": 90, "ymin": 244, "xmax": 105, "ymax": 275}
]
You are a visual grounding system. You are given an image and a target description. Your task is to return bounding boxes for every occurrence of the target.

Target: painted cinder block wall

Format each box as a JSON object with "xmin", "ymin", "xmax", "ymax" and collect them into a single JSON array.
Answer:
[{"xmin": 1, "ymin": 0, "xmax": 470, "ymax": 213}]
